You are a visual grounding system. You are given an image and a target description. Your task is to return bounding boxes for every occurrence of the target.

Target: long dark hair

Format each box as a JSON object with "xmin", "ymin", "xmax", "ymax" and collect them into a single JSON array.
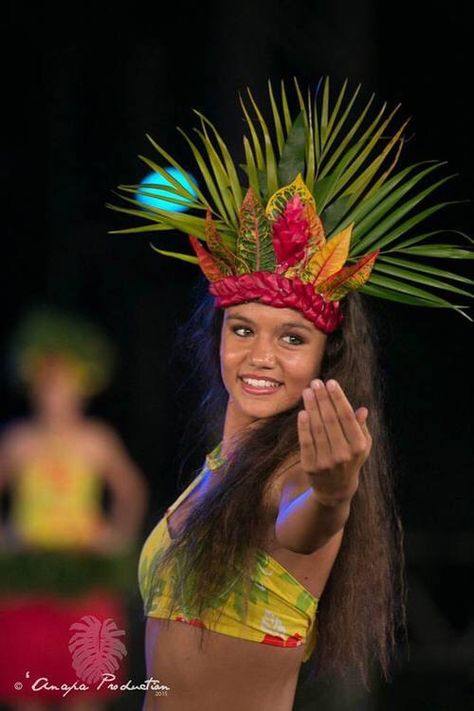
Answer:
[{"xmin": 150, "ymin": 276, "xmax": 407, "ymax": 689}]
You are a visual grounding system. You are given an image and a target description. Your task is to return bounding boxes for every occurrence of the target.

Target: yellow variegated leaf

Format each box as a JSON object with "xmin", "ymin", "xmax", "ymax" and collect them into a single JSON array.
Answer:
[
  {"xmin": 305, "ymin": 224, "xmax": 353, "ymax": 286},
  {"xmin": 266, "ymin": 174, "xmax": 316, "ymax": 222},
  {"xmin": 317, "ymin": 249, "xmax": 379, "ymax": 300}
]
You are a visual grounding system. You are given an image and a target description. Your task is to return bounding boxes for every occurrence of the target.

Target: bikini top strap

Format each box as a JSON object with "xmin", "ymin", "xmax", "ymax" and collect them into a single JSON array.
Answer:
[
  {"xmin": 165, "ymin": 458, "xmax": 209, "ymax": 517},
  {"xmin": 166, "ymin": 441, "xmax": 225, "ymax": 517}
]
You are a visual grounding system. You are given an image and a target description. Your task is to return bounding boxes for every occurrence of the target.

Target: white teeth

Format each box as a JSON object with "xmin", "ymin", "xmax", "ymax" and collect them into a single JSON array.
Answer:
[{"xmin": 242, "ymin": 377, "xmax": 280, "ymax": 388}]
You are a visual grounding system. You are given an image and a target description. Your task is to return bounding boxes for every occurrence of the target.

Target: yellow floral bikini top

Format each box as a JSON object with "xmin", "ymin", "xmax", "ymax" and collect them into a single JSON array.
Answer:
[{"xmin": 138, "ymin": 443, "xmax": 319, "ymax": 663}]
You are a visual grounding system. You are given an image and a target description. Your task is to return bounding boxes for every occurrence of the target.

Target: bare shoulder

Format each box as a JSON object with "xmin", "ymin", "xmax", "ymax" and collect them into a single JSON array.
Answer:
[
  {"xmin": 0, "ymin": 419, "xmax": 35, "ymax": 456},
  {"xmin": 0, "ymin": 420, "xmax": 39, "ymax": 479},
  {"xmin": 80, "ymin": 418, "xmax": 123, "ymax": 450}
]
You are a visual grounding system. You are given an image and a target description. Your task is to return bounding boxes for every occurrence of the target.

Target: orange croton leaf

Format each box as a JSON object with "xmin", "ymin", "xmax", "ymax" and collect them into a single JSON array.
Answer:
[
  {"xmin": 205, "ymin": 210, "xmax": 236, "ymax": 275},
  {"xmin": 188, "ymin": 235, "xmax": 226, "ymax": 282},
  {"xmin": 305, "ymin": 224, "xmax": 353, "ymax": 286},
  {"xmin": 304, "ymin": 202, "xmax": 326, "ymax": 251},
  {"xmin": 317, "ymin": 249, "xmax": 380, "ymax": 301}
]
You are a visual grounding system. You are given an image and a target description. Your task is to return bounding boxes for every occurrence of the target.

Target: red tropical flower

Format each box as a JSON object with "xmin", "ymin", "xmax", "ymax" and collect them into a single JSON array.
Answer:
[{"xmin": 272, "ymin": 195, "xmax": 310, "ymax": 269}]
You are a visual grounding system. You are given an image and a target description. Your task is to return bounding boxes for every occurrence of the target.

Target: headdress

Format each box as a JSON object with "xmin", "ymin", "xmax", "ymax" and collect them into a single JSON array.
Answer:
[
  {"xmin": 109, "ymin": 78, "xmax": 473, "ymax": 332},
  {"xmin": 9, "ymin": 306, "xmax": 115, "ymax": 396}
]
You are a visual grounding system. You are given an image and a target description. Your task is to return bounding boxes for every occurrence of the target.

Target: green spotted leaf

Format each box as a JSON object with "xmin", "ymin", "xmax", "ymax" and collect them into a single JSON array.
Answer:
[{"xmin": 237, "ymin": 188, "xmax": 276, "ymax": 273}]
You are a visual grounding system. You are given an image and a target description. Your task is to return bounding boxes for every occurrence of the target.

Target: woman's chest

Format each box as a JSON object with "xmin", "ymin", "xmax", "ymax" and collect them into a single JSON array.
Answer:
[{"xmin": 166, "ymin": 472, "xmax": 342, "ymax": 601}]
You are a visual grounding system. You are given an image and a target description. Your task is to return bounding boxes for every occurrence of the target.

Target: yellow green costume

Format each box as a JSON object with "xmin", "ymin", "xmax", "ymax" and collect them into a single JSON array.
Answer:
[{"xmin": 139, "ymin": 442, "xmax": 319, "ymax": 662}]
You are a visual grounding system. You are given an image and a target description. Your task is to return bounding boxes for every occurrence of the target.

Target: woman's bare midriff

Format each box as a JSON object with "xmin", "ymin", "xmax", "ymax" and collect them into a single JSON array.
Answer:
[{"xmin": 143, "ymin": 616, "xmax": 305, "ymax": 711}]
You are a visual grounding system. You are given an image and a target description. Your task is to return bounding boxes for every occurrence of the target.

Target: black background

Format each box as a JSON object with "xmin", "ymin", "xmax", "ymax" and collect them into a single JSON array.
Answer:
[{"xmin": 1, "ymin": 1, "xmax": 473, "ymax": 709}]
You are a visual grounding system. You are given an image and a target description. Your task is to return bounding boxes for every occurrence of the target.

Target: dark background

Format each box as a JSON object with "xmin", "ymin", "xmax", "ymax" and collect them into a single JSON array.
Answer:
[{"xmin": 1, "ymin": 1, "xmax": 473, "ymax": 709}]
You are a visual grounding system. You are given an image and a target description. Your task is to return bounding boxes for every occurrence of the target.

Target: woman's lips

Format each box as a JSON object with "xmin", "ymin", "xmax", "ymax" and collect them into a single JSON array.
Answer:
[{"xmin": 238, "ymin": 377, "xmax": 283, "ymax": 395}]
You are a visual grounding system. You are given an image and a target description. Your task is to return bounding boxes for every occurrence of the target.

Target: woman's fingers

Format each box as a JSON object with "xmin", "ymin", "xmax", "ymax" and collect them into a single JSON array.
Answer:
[
  {"xmin": 311, "ymin": 379, "xmax": 349, "ymax": 455},
  {"xmin": 303, "ymin": 386, "xmax": 331, "ymax": 463},
  {"xmin": 299, "ymin": 380, "xmax": 371, "ymax": 474},
  {"xmin": 355, "ymin": 407, "xmax": 373, "ymax": 456},
  {"xmin": 297, "ymin": 409, "xmax": 317, "ymax": 472},
  {"xmin": 323, "ymin": 380, "xmax": 367, "ymax": 452}
]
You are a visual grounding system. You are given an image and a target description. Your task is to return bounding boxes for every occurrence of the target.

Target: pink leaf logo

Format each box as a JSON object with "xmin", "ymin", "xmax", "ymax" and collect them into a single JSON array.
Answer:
[{"xmin": 68, "ymin": 615, "xmax": 127, "ymax": 684}]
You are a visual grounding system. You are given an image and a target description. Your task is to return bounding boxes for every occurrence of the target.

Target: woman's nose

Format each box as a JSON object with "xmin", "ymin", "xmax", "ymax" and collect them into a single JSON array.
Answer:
[{"xmin": 248, "ymin": 337, "xmax": 277, "ymax": 367}]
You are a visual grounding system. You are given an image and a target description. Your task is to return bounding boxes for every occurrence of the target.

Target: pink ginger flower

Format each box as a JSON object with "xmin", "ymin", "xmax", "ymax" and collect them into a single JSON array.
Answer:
[{"xmin": 272, "ymin": 195, "xmax": 310, "ymax": 270}]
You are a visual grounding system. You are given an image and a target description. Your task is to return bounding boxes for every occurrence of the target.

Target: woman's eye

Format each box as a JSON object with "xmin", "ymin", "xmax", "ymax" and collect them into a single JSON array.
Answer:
[
  {"xmin": 282, "ymin": 334, "xmax": 304, "ymax": 345},
  {"xmin": 230, "ymin": 326, "xmax": 303, "ymax": 344},
  {"xmin": 232, "ymin": 326, "xmax": 252, "ymax": 337}
]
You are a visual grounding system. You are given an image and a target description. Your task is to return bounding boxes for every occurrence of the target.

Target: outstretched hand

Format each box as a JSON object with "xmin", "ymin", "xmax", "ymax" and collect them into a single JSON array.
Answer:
[{"xmin": 297, "ymin": 378, "xmax": 372, "ymax": 507}]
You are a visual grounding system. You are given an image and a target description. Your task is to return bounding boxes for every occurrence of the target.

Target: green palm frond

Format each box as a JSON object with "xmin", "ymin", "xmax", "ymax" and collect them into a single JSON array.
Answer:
[{"xmin": 109, "ymin": 77, "xmax": 472, "ymax": 319}]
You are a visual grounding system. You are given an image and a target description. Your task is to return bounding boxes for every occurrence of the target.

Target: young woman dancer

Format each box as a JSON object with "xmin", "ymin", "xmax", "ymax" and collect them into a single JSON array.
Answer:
[{"xmin": 111, "ymin": 80, "xmax": 472, "ymax": 709}]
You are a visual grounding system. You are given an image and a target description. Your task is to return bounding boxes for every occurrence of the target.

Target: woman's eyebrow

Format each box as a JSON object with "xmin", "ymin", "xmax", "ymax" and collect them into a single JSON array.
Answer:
[{"xmin": 225, "ymin": 313, "xmax": 313, "ymax": 333}]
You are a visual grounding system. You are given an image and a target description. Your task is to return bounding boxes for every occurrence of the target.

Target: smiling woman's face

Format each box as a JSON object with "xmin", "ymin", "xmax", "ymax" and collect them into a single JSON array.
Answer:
[{"xmin": 219, "ymin": 301, "xmax": 327, "ymax": 430}]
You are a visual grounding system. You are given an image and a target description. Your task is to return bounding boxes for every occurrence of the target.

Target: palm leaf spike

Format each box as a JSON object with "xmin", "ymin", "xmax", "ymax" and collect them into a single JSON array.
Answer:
[
  {"xmin": 242, "ymin": 135, "xmax": 261, "ymax": 197},
  {"xmin": 317, "ymin": 93, "xmax": 380, "ymax": 183},
  {"xmin": 312, "ymin": 77, "xmax": 322, "ymax": 167},
  {"xmin": 193, "ymin": 110, "xmax": 243, "ymax": 210},
  {"xmin": 318, "ymin": 81, "xmax": 362, "ymax": 167},
  {"xmin": 193, "ymin": 122, "xmax": 238, "ymax": 227},
  {"xmin": 117, "ymin": 183, "xmax": 203, "ymax": 212},
  {"xmin": 342, "ymin": 118, "xmax": 410, "ymax": 206},
  {"xmin": 387, "ymin": 229, "xmax": 472, "ymax": 252},
  {"xmin": 336, "ymin": 162, "xmax": 443, "ymax": 239},
  {"xmin": 320, "ymin": 104, "xmax": 403, "ymax": 210},
  {"xmin": 351, "ymin": 174, "xmax": 458, "ymax": 255},
  {"xmin": 137, "ymin": 154, "xmax": 198, "ymax": 202},
  {"xmin": 378, "ymin": 255, "xmax": 474, "ymax": 285},
  {"xmin": 144, "ymin": 133, "xmax": 206, "ymax": 204},
  {"xmin": 312, "ymin": 102, "xmax": 398, "ymax": 214},
  {"xmin": 107, "ymin": 191, "xmax": 209, "ymax": 238},
  {"xmin": 280, "ymin": 79, "xmax": 293, "ymax": 135},
  {"xmin": 176, "ymin": 127, "xmax": 230, "ymax": 226},
  {"xmin": 324, "ymin": 78, "xmax": 349, "ymax": 146},
  {"xmin": 371, "ymin": 259, "xmax": 474, "ymax": 299},
  {"xmin": 291, "ymin": 78, "xmax": 313, "ymax": 188},
  {"xmin": 268, "ymin": 79, "xmax": 286, "ymax": 154},
  {"xmin": 320, "ymin": 76, "xmax": 331, "ymax": 148},
  {"xmin": 305, "ymin": 85, "xmax": 316, "ymax": 188},
  {"xmin": 151, "ymin": 245, "xmax": 199, "ymax": 265},
  {"xmin": 239, "ymin": 92, "xmax": 265, "ymax": 171},
  {"xmin": 245, "ymin": 87, "xmax": 279, "ymax": 196},
  {"xmin": 356, "ymin": 130, "xmax": 406, "ymax": 207}
]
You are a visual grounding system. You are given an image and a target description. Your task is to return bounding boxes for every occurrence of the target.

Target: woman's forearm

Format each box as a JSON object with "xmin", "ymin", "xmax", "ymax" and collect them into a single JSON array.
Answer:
[{"xmin": 275, "ymin": 487, "xmax": 351, "ymax": 554}]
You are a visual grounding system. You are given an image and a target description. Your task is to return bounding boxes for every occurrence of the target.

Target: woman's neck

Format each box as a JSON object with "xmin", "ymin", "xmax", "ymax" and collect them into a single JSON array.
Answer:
[{"xmin": 221, "ymin": 400, "xmax": 260, "ymax": 458}]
